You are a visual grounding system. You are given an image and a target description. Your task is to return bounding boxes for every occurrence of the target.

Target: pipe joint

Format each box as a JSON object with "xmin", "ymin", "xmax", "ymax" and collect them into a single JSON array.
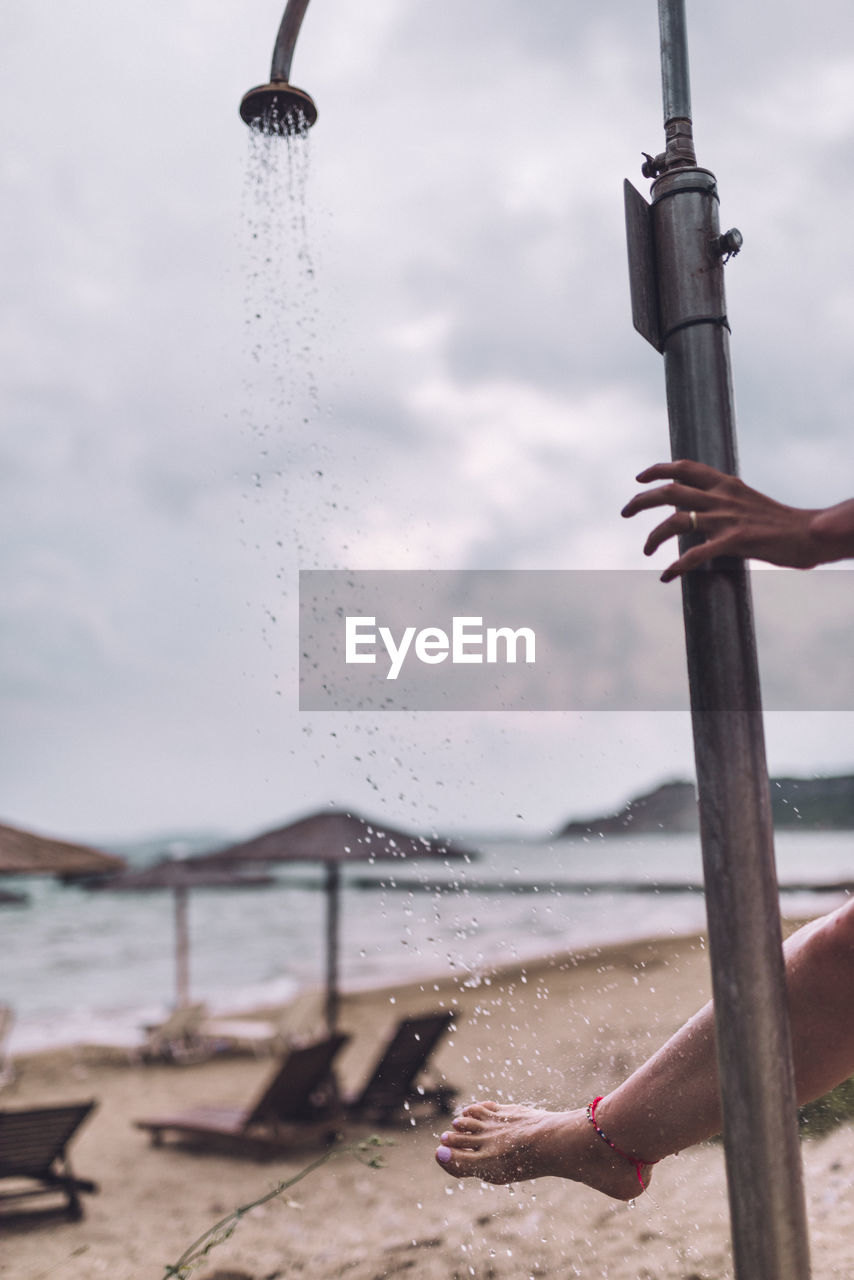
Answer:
[{"xmin": 664, "ymin": 117, "xmax": 696, "ymax": 169}]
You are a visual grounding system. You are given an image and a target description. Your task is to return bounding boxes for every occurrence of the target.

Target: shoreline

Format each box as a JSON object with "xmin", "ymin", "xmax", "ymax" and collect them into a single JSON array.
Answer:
[
  {"xmin": 9, "ymin": 925, "xmax": 711, "ymax": 1070},
  {"xmin": 10, "ymin": 905, "xmax": 824, "ymax": 1064}
]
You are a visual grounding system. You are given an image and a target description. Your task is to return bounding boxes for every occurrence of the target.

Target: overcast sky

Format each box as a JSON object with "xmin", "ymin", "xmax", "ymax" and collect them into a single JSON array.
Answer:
[{"xmin": 3, "ymin": 0, "xmax": 854, "ymax": 846}]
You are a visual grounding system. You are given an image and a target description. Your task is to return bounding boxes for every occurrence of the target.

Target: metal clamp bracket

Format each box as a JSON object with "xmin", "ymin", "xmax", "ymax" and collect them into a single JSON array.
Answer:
[{"xmin": 661, "ymin": 313, "xmax": 731, "ymax": 346}]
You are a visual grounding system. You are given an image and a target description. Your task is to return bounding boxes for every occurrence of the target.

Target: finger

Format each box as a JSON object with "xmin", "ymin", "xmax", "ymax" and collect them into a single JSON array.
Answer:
[
  {"xmin": 635, "ymin": 459, "xmax": 730, "ymax": 489},
  {"xmin": 660, "ymin": 536, "xmax": 730, "ymax": 582},
  {"xmin": 622, "ymin": 482, "xmax": 714, "ymax": 519},
  {"xmin": 644, "ymin": 510, "xmax": 698, "ymax": 556}
]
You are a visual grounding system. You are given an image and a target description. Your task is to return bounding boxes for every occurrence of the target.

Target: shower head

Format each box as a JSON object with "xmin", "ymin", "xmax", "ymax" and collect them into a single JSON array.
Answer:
[
  {"xmin": 239, "ymin": 81, "xmax": 317, "ymax": 134},
  {"xmin": 241, "ymin": 0, "xmax": 317, "ymax": 133}
]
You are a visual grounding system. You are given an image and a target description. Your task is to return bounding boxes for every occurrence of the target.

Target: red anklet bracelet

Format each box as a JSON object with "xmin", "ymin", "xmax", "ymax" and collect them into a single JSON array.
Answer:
[{"xmin": 587, "ymin": 1096, "xmax": 658, "ymax": 1191}]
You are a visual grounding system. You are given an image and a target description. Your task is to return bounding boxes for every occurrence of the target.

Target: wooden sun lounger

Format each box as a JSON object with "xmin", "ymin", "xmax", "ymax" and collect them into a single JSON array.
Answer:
[
  {"xmin": 196, "ymin": 1015, "xmax": 283, "ymax": 1056},
  {"xmin": 169, "ymin": 990, "xmax": 328, "ymax": 1058},
  {"xmin": 135, "ymin": 1033, "xmax": 350, "ymax": 1158},
  {"xmin": 0, "ymin": 1100, "xmax": 98, "ymax": 1220},
  {"xmin": 345, "ymin": 1011, "xmax": 459, "ymax": 1125},
  {"xmin": 139, "ymin": 1002, "xmax": 211, "ymax": 1063}
]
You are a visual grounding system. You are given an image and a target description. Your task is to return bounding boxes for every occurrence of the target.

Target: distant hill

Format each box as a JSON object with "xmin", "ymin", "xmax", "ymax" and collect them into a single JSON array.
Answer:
[{"xmin": 558, "ymin": 774, "xmax": 854, "ymax": 837}]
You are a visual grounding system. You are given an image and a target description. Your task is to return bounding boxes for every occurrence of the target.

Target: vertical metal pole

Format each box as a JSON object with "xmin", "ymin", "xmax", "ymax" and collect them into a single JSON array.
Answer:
[
  {"xmin": 658, "ymin": 0, "xmax": 692, "ymax": 122},
  {"xmin": 324, "ymin": 861, "xmax": 340, "ymax": 1033},
  {"xmin": 175, "ymin": 886, "xmax": 190, "ymax": 1009},
  {"xmin": 650, "ymin": 3, "xmax": 811, "ymax": 1276}
]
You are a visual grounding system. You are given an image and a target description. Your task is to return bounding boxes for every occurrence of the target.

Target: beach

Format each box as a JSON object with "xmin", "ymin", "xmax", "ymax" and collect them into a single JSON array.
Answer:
[{"xmin": 4, "ymin": 924, "xmax": 854, "ymax": 1280}]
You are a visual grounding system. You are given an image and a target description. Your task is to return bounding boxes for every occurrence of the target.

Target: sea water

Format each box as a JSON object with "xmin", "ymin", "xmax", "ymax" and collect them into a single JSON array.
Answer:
[{"xmin": 3, "ymin": 829, "xmax": 852, "ymax": 1054}]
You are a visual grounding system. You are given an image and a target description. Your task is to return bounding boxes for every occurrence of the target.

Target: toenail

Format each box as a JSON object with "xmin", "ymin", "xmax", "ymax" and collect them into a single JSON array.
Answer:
[
  {"xmin": 440, "ymin": 1132, "xmax": 451, "ymax": 1141},
  {"xmin": 436, "ymin": 1145, "xmax": 452, "ymax": 1163}
]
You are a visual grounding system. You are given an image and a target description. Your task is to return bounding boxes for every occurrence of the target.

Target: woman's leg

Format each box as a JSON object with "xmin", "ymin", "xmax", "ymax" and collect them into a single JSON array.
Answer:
[{"xmin": 436, "ymin": 897, "xmax": 854, "ymax": 1198}]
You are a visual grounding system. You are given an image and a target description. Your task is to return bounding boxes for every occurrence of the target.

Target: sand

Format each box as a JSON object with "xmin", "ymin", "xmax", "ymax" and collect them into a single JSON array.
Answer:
[{"xmin": 3, "ymin": 927, "xmax": 853, "ymax": 1280}]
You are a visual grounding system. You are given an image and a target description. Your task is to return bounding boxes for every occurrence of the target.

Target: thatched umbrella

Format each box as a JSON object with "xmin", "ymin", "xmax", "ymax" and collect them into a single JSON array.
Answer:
[
  {"xmin": 93, "ymin": 859, "xmax": 275, "ymax": 1008},
  {"xmin": 193, "ymin": 809, "xmax": 474, "ymax": 1031},
  {"xmin": 0, "ymin": 821, "xmax": 125, "ymax": 879}
]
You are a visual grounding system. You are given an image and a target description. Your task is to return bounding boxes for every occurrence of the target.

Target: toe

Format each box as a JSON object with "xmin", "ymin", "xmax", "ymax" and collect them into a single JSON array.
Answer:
[
  {"xmin": 435, "ymin": 1145, "xmax": 481, "ymax": 1179},
  {"xmin": 443, "ymin": 1130, "xmax": 478, "ymax": 1150},
  {"xmin": 459, "ymin": 1099, "xmax": 500, "ymax": 1119},
  {"xmin": 460, "ymin": 1102, "xmax": 501, "ymax": 1122},
  {"xmin": 452, "ymin": 1115, "xmax": 485, "ymax": 1134}
]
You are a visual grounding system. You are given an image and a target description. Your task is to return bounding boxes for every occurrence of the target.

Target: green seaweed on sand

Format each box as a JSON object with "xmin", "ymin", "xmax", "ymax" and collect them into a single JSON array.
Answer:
[
  {"xmin": 798, "ymin": 1077, "xmax": 854, "ymax": 1139},
  {"xmin": 162, "ymin": 1136, "xmax": 392, "ymax": 1280},
  {"xmin": 707, "ymin": 1077, "xmax": 854, "ymax": 1147}
]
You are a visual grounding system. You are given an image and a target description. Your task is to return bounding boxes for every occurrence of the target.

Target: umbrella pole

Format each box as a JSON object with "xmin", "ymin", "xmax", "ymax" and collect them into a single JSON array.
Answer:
[
  {"xmin": 324, "ymin": 862, "xmax": 340, "ymax": 1033},
  {"xmin": 624, "ymin": 4, "xmax": 811, "ymax": 1275},
  {"xmin": 175, "ymin": 886, "xmax": 190, "ymax": 1009}
]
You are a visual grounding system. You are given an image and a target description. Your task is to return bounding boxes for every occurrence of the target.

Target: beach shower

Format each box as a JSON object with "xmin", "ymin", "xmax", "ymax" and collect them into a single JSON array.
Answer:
[{"xmin": 240, "ymin": 0, "xmax": 317, "ymax": 133}]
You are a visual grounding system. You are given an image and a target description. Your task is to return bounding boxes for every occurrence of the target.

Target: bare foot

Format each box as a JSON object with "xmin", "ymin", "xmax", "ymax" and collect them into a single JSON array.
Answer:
[{"xmin": 434, "ymin": 1101, "xmax": 653, "ymax": 1201}]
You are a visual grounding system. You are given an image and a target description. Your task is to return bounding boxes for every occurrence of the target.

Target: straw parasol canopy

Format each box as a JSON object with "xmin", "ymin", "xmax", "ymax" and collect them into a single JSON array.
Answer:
[
  {"xmin": 0, "ymin": 821, "xmax": 126, "ymax": 879},
  {"xmin": 193, "ymin": 809, "xmax": 474, "ymax": 1031},
  {"xmin": 93, "ymin": 859, "xmax": 275, "ymax": 1008}
]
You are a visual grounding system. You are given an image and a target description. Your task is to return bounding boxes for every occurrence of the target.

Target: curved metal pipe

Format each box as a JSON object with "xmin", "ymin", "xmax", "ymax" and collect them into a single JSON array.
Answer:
[
  {"xmin": 270, "ymin": 0, "xmax": 312, "ymax": 83},
  {"xmin": 240, "ymin": 0, "xmax": 317, "ymax": 133}
]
